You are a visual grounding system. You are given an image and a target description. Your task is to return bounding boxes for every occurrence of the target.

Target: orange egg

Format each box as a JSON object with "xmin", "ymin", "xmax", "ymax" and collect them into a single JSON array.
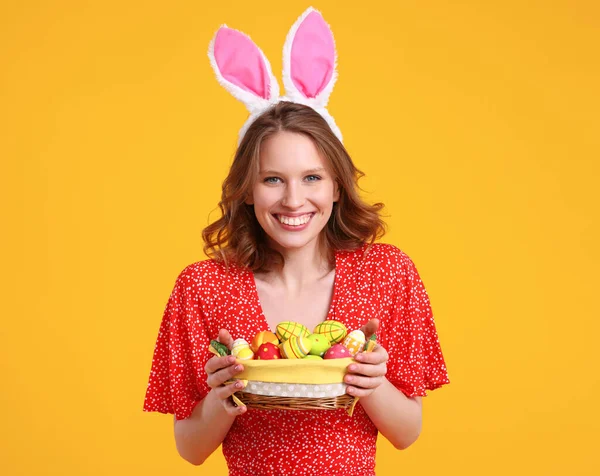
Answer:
[{"xmin": 251, "ymin": 330, "xmax": 279, "ymax": 353}]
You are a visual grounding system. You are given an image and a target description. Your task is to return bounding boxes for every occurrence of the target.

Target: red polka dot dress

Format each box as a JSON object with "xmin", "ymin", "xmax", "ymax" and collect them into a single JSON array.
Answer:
[{"xmin": 143, "ymin": 243, "xmax": 449, "ymax": 475}]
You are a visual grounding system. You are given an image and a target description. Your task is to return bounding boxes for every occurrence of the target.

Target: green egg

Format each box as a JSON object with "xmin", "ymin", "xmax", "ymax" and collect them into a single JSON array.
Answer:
[{"xmin": 306, "ymin": 333, "xmax": 331, "ymax": 356}]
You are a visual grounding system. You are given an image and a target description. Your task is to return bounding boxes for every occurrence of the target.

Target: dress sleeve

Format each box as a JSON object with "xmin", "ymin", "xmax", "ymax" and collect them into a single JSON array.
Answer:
[
  {"xmin": 143, "ymin": 267, "xmax": 212, "ymax": 420},
  {"xmin": 382, "ymin": 251, "xmax": 450, "ymax": 397}
]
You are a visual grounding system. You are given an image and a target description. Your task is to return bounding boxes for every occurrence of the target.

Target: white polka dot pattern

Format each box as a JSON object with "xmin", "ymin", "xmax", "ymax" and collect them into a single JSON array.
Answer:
[
  {"xmin": 143, "ymin": 243, "xmax": 449, "ymax": 475},
  {"xmin": 246, "ymin": 381, "xmax": 347, "ymax": 398}
]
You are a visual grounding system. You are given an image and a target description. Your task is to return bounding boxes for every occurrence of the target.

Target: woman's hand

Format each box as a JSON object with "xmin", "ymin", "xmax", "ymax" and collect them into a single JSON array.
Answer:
[
  {"xmin": 344, "ymin": 318, "xmax": 389, "ymax": 398},
  {"xmin": 204, "ymin": 329, "xmax": 247, "ymax": 416}
]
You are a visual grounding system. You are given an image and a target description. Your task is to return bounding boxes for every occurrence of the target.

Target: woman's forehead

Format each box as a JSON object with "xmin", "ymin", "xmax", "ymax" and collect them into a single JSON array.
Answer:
[{"xmin": 259, "ymin": 132, "xmax": 331, "ymax": 173}]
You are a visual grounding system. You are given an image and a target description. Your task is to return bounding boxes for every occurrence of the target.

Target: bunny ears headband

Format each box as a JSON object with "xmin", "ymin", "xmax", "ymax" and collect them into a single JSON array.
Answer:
[{"xmin": 208, "ymin": 7, "xmax": 343, "ymax": 145}]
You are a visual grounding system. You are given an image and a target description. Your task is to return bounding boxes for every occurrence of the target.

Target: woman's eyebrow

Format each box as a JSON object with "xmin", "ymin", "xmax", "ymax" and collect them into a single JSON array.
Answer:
[{"xmin": 259, "ymin": 167, "xmax": 326, "ymax": 175}]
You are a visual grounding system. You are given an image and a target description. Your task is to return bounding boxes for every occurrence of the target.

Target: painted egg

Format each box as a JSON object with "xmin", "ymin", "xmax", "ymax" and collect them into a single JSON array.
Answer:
[
  {"xmin": 303, "ymin": 355, "xmax": 323, "ymax": 360},
  {"xmin": 323, "ymin": 343, "xmax": 351, "ymax": 359},
  {"xmin": 251, "ymin": 330, "xmax": 279, "ymax": 353},
  {"xmin": 276, "ymin": 321, "xmax": 309, "ymax": 342},
  {"xmin": 279, "ymin": 335, "xmax": 312, "ymax": 359},
  {"xmin": 313, "ymin": 320, "xmax": 347, "ymax": 344},
  {"xmin": 231, "ymin": 338, "xmax": 254, "ymax": 360},
  {"xmin": 256, "ymin": 341, "xmax": 281, "ymax": 360},
  {"xmin": 306, "ymin": 334, "xmax": 331, "ymax": 356},
  {"xmin": 342, "ymin": 330, "xmax": 366, "ymax": 357}
]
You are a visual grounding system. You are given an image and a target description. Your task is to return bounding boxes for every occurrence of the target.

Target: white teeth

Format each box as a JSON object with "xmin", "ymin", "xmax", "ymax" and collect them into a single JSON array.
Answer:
[{"xmin": 277, "ymin": 214, "xmax": 312, "ymax": 226}]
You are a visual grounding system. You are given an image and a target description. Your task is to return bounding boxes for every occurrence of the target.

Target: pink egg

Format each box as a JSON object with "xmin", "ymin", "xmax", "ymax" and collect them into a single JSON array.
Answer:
[{"xmin": 323, "ymin": 343, "xmax": 351, "ymax": 359}]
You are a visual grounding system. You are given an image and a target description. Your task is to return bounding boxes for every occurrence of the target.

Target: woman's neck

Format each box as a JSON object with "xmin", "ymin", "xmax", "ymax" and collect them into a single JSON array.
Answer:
[{"xmin": 259, "ymin": 240, "xmax": 334, "ymax": 293}]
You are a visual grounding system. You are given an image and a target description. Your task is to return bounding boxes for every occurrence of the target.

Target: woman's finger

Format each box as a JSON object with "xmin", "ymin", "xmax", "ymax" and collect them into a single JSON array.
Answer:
[
  {"xmin": 346, "ymin": 361, "xmax": 387, "ymax": 378},
  {"xmin": 207, "ymin": 362, "xmax": 245, "ymax": 389},
  {"xmin": 218, "ymin": 329, "xmax": 234, "ymax": 350},
  {"xmin": 345, "ymin": 374, "xmax": 384, "ymax": 389},
  {"xmin": 221, "ymin": 393, "xmax": 247, "ymax": 416},
  {"xmin": 354, "ymin": 345, "xmax": 388, "ymax": 365},
  {"xmin": 346, "ymin": 384, "xmax": 377, "ymax": 398},
  {"xmin": 205, "ymin": 354, "xmax": 236, "ymax": 375},
  {"xmin": 359, "ymin": 318, "xmax": 380, "ymax": 341},
  {"xmin": 214, "ymin": 379, "xmax": 247, "ymax": 401}
]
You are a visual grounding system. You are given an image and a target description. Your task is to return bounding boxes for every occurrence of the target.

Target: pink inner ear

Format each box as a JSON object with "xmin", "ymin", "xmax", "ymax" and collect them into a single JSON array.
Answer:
[
  {"xmin": 290, "ymin": 11, "xmax": 335, "ymax": 98},
  {"xmin": 214, "ymin": 28, "xmax": 270, "ymax": 99}
]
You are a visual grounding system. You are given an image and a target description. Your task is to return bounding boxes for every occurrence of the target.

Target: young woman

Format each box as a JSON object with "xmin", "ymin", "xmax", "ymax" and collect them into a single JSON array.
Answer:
[{"xmin": 143, "ymin": 102, "xmax": 450, "ymax": 475}]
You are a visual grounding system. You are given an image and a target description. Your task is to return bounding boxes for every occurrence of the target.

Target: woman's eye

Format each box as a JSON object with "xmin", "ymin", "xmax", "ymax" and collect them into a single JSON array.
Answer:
[
  {"xmin": 306, "ymin": 175, "xmax": 322, "ymax": 182},
  {"xmin": 264, "ymin": 177, "xmax": 281, "ymax": 184}
]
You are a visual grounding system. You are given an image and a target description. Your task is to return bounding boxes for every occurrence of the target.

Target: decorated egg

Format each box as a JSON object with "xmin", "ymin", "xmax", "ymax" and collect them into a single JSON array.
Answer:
[
  {"xmin": 323, "ymin": 343, "xmax": 351, "ymax": 359},
  {"xmin": 231, "ymin": 338, "xmax": 254, "ymax": 361},
  {"xmin": 251, "ymin": 330, "xmax": 279, "ymax": 353},
  {"xmin": 276, "ymin": 321, "xmax": 309, "ymax": 342},
  {"xmin": 255, "ymin": 341, "xmax": 281, "ymax": 360},
  {"xmin": 303, "ymin": 355, "xmax": 323, "ymax": 360},
  {"xmin": 306, "ymin": 333, "xmax": 331, "ymax": 356},
  {"xmin": 343, "ymin": 330, "xmax": 366, "ymax": 356},
  {"xmin": 313, "ymin": 320, "xmax": 347, "ymax": 344},
  {"xmin": 279, "ymin": 335, "xmax": 312, "ymax": 359}
]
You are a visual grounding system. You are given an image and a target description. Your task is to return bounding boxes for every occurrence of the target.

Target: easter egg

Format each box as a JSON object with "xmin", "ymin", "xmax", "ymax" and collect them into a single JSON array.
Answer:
[
  {"xmin": 256, "ymin": 341, "xmax": 281, "ymax": 360},
  {"xmin": 231, "ymin": 338, "xmax": 254, "ymax": 361},
  {"xmin": 323, "ymin": 343, "xmax": 351, "ymax": 359},
  {"xmin": 303, "ymin": 355, "xmax": 323, "ymax": 360},
  {"xmin": 276, "ymin": 321, "xmax": 309, "ymax": 342},
  {"xmin": 251, "ymin": 330, "xmax": 279, "ymax": 353},
  {"xmin": 279, "ymin": 335, "xmax": 312, "ymax": 359},
  {"xmin": 342, "ymin": 330, "xmax": 366, "ymax": 357},
  {"xmin": 313, "ymin": 320, "xmax": 347, "ymax": 344},
  {"xmin": 306, "ymin": 334, "xmax": 331, "ymax": 356}
]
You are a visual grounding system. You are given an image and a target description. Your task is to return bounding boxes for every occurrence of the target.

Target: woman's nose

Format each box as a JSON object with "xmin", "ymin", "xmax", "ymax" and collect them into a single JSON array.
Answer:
[{"xmin": 281, "ymin": 182, "xmax": 304, "ymax": 208}]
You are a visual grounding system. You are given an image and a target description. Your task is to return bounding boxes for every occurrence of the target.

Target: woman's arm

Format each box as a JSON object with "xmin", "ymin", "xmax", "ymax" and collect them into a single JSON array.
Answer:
[
  {"xmin": 345, "ymin": 319, "xmax": 423, "ymax": 450},
  {"xmin": 174, "ymin": 330, "xmax": 246, "ymax": 465},
  {"xmin": 347, "ymin": 352, "xmax": 423, "ymax": 449},
  {"xmin": 173, "ymin": 386, "xmax": 241, "ymax": 465}
]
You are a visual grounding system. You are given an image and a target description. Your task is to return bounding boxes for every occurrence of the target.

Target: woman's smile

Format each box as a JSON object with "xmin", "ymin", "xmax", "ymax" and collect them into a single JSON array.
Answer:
[{"xmin": 272, "ymin": 212, "xmax": 316, "ymax": 230}]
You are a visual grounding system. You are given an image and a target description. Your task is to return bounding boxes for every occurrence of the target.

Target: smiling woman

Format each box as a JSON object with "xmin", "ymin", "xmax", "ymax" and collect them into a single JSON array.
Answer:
[{"xmin": 143, "ymin": 7, "xmax": 449, "ymax": 476}]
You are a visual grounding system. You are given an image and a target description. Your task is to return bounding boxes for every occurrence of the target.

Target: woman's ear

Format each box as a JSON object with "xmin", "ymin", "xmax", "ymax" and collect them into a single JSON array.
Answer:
[
  {"xmin": 244, "ymin": 195, "xmax": 254, "ymax": 205},
  {"xmin": 333, "ymin": 181, "xmax": 340, "ymax": 203}
]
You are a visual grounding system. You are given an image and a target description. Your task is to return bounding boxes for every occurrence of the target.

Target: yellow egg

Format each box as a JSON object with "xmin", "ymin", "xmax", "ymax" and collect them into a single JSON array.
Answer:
[
  {"xmin": 276, "ymin": 321, "xmax": 309, "ymax": 341},
  {"xmin": 279, "ymin": 335, "xmax": 312, "ymax": 359},
  {"xmin": 232, "ymin": 338, "xmax": 254, "ymax": 360},
  {"xmin": 342, "ymin": 330, "xmax": 366, "ymax": 357},
  {"xmin": 235, "ymin": 347, "xmax": 254, "ymax": 361}
]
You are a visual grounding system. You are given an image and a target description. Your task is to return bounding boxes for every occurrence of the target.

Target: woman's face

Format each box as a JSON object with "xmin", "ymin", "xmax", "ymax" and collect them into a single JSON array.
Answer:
[{"xmin": 246, "ymin": 131, "xmax": 340, "ymax": 254}]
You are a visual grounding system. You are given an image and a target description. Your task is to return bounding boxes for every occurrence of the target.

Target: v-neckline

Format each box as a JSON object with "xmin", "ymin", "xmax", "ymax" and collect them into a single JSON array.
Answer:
[{"xmin": 248, "ymin": 249, "xmax": 341, "ymax": 333}]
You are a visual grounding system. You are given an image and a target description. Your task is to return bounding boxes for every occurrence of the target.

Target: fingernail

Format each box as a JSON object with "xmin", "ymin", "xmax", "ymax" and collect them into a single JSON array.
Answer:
[
  {"xmin": 348, "ymin": 365, "xmax": 357, "ymax": 371},
  {"xmin": 355, "ymin": 354, "xmax": 363, "ymax": 361},
  {"xmin": 346, "ymin": 376, "xmax": 354, "ymax": 383},
  {"xmin": 235, "ymin": 365, "xmax": 243, "ymax": 372},
  {"xmin": 227, "ymin": 356, "xmax": 235, "ymax": 364},
  {"xmin": 235, "ymin": 381, "xmax": 243, "ymax": 389}
]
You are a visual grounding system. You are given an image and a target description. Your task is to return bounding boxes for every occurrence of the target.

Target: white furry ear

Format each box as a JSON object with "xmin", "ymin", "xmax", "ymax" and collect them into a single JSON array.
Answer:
[
  {"xmin": 282, "ymin": 7, "xmax": 338, "ymax": 109},
  {"xmin": 208, "ymin": 25, "xmax": 280, "ymax": 114}
]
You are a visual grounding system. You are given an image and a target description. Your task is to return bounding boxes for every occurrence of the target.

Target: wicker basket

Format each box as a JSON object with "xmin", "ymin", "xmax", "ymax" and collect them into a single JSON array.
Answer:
[{"xmin": 230, "ymin": 358, "xmax": 359, "ymax": 415}]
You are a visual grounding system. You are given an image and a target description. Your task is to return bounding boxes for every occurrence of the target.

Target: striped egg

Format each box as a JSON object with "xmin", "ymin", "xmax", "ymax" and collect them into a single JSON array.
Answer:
[
  {"xmin": 279, "ymin": 335, "xmax": 312, "ymax": 359},
  {"xmin": 276, "ymin": 321, "xmax": 309, "ymax": 342},
  {"xmin": 342, "ymin": 330, "xmax": 366, "ymax": 357},
  {"xmin": 313, "ymin": 320, "xmax": 347, "ymax": 344},
  {"xmin": 231, "ymin": 338, "xmax": 254, "ymax": 360}
]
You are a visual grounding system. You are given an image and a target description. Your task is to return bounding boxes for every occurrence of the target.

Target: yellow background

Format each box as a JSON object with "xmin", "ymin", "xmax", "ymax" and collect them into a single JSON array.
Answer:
[{"xmin": 2, "ymin": 0, "xmax": 599, "ymax": 474}]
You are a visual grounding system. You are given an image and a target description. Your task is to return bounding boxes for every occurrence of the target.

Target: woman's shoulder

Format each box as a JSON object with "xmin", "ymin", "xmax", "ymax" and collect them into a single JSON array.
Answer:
[
  {"xmin": 172, "ymin": 257, "xmax": 248, "ymax": 291},
  {"xmin": 340, "ymin": 242, "xmax": 414, "ymax": 269}
]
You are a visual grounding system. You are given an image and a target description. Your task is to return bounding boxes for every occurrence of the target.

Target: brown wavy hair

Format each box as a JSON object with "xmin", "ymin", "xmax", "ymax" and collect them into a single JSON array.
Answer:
[{"xmin": 202, "ymin": 101, "xmax": 387, "ymax": 272}]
